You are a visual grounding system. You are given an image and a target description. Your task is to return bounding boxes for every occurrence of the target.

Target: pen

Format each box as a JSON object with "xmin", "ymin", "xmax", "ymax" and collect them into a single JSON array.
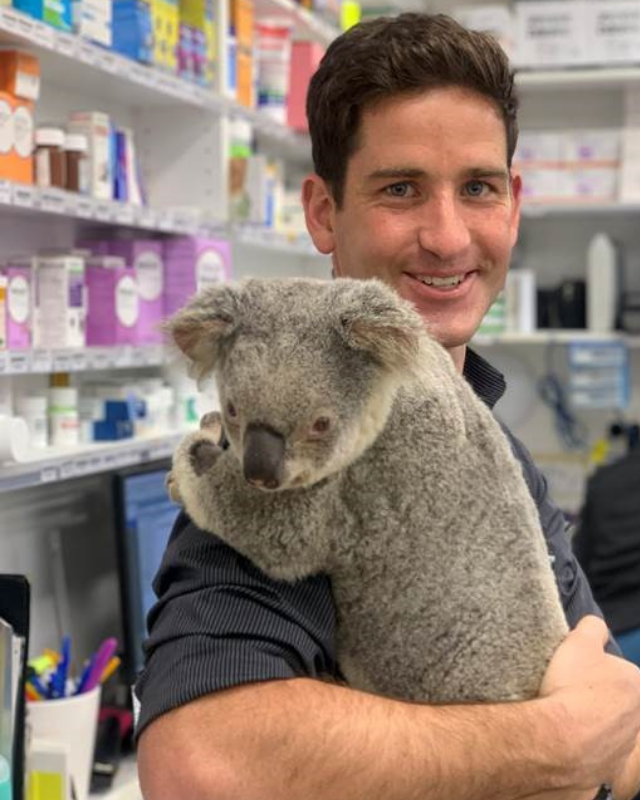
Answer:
[
  {"xmin": 50, "ymin": 635, "xmax": 71, "ymax": 698},
  {"xmin": 99, "ymin": 656, "xmax": 121, "ymax": 685},
  {"xmin": 81, "ymin": 638, "xmax": 118, "ymax": 694}
]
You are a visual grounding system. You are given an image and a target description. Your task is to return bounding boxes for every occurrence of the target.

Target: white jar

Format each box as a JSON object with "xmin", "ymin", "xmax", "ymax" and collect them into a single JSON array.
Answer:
[
  {"xmin": 17, "ymin": 395, "xmax": 48, "ymax": 448},
  {"xmin": 49, "ymin": 387, "xmax": 80, "ymax": 447}
]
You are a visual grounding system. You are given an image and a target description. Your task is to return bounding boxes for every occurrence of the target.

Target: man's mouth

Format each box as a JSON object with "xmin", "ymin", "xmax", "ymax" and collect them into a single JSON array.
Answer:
[{"xmin": 418, "ymin": 273, "xmax": 466, "ymax": 289}]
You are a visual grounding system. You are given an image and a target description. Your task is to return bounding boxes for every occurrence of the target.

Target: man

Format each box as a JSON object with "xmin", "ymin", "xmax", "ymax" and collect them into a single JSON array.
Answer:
[{"xmin": 137, "ymin": 14, "xmax": 640, "ymax": 799}]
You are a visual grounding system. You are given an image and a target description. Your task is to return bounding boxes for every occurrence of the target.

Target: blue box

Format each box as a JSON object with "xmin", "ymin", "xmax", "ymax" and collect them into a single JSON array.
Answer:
[{"xmin": 112, "ymin": 0, "xmax": 153, "ymax": 63}]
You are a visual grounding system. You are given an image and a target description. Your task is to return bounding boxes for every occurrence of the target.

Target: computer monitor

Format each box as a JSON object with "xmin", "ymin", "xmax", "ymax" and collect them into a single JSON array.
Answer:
[{"xmin": 112, "ymin": 460, "xmax": 180, "ymax": 683}]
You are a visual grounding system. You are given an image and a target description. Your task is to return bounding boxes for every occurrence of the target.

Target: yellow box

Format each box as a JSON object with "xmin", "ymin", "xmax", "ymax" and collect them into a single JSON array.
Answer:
[
  {"xmin": 0, "ymin": 91, "xmax": 34, "ymax": 184},
  {"xmin": 152, "ymin": 0, "xmax": 179, "ymax": 71},
  {"xmin": 0, "ymin": 50, "xmax": 41, "ymax": 101},
  {"xmin": 231, "ymin": 0, "xmax": 253, "ymax": 49},
  {"xmin": 236, "ymin": 46, "xmax": 254, "ymax": 107}
]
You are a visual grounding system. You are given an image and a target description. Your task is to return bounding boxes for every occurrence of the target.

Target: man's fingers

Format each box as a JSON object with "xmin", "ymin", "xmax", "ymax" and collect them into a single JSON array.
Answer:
[{"xmin": 571, "ymin": 615, "xmax": 609, "ymax": 649}]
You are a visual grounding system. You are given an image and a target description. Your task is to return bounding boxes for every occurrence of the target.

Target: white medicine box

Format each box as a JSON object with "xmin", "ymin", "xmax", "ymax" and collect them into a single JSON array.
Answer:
[
  {"xmin": 513, "ymin": 1, "xmax": 588, "ymax": 69},
  {"xmin": 454, "ymin": 5, "xmax": 515, "ymax": 58},
  {"xmin": 585, "ymin": 0, "xmax": 640, "ymax": 66}
]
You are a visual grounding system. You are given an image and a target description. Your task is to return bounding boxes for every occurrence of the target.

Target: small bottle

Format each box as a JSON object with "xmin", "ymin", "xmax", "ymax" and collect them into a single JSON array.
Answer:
[
  {"xmin": 586, "ymin": 233, "xmax": 621, "ymax": 333},
  {"xmin": 16, "ymin": 395, "xmax": 48, "ymax": 448},
  {"xmin": 63, "ymin": 133, "xmax": 89, "ymax": 194},
  {"xmin": 34, "ymin": 127, "xmax": 67, "ymax": 189},
  {"xmin": 49, "ymin": 386, "xmax": 79, "ymax": 447}
]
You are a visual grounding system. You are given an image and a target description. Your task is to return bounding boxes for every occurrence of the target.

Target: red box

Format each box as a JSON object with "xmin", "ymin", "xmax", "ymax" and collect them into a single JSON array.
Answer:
[{"xmin": 287, "ymin": 41, "xmax": 325, "ymax": 134}]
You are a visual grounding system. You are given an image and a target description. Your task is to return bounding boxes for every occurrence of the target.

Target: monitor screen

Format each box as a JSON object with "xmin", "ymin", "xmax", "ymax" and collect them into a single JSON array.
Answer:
[{"xmin": 113, "ymin": 460, "xmax": 180, "ymax": 682}]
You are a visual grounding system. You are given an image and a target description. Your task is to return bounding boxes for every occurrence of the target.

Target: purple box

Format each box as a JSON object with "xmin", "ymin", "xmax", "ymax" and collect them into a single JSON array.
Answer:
[
  {"xmin": 80, "ymin": 239, "xmax": 164, "ymax": 344},
  {"xmin": 163, "ymin": 237, "xmax": 232, "ymax": 317},
  {"xmin": 5, "ymin": 261, "xmax": 32, "ymax": 350},
  {"xmin": 107, "ymin": 241, "xmax": 164, "ymax": 344},
  {"xmin": 85, "ymin": 257, "xmax": 140, "ymax": 346}
]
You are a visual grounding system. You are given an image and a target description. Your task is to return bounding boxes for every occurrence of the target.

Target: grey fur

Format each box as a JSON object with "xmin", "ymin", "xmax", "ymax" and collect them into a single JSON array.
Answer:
[{"xmin": 166, "ymin": 277, "xmax": 568, "ymax": 704}]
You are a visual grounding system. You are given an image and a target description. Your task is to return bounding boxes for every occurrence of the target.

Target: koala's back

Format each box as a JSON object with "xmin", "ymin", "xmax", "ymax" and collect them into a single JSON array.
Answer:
[{"xmin": 331, "ymin": 347, "xmax": 568, "ymax": 704}]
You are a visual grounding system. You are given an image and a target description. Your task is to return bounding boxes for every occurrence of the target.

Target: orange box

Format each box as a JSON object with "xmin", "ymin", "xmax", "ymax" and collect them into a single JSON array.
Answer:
[
  {"xmin": 0, "ymin": 91, "xmax": 34, "ymax": 184},
  {"xmin": 0, "ymin": 50, "xmax": 41, "ymax": 101},
  {"xmin": 231, "ymin": 0, "xmax": 253, "ymax": 49},
  {"xmin": 236, "ymin": 47, "xmax": 254, "ymax": 108}
]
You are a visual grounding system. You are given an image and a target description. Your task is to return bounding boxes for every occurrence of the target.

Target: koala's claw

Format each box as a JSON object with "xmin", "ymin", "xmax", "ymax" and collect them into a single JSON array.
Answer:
[
  {"xmin": 189, "ymin": 439, "xmax": 222, "ymax": 475},
  {"xmin": 200, "ymin": 411, "xmax": 223, "ymax": 443}
]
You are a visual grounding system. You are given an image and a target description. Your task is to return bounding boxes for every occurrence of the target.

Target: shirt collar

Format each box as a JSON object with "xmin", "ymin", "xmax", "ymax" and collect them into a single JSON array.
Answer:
[{"xmin": 462, "ymin": 348, "xmax": 506, "ymax": 409}]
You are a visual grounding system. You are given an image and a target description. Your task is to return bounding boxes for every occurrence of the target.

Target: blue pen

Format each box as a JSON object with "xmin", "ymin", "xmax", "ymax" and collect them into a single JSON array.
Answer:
[
  {"xmin": 28, "ymin": 674, "xmax": 49, "ymax": 699},
  {"xmin": 53, "ymin": 636, "xmax": 71, "ymax": 699}
]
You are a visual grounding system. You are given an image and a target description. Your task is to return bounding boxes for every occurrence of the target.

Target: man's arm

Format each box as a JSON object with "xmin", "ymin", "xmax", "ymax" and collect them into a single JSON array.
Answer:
[{"xmin": 138, "ymin": 616, "xmax": 640, "ymax": 800}]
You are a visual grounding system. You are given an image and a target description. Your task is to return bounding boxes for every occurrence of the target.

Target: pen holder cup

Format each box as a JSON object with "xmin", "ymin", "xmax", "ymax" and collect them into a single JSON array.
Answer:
[{"xmin": 27, "ymin": 686, "xmax": 101, "ymax": 800}]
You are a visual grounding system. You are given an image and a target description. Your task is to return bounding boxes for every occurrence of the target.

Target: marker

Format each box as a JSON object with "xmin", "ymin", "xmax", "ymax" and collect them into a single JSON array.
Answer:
[
  {"xmin": 81, "ymin": 638, "xmax": 118, "ymax": 694},
  {"xmin": 99, "ymin": 656, "xmax": 121, "ymax": 685}
]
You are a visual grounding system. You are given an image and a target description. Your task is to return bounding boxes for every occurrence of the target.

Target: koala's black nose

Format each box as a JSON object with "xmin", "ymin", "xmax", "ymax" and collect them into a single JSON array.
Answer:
[{"xmin": 243, "ymin": 424, "xmax": 285, "ymax": 490}]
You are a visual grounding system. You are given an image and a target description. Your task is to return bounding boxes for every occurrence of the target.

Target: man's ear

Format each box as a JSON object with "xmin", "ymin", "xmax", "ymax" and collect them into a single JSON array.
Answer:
[
  {"xmin": 509, "ymin": 169, "xmax": 523, "ymax": 248},
  {"xmin": 302, "ymin": 173, "xmax": 337, "ymax": 256},
  {"xmin": 163, "ymin": 284, "xmax": 242, "ymax": 381},
  {"xmin": 333, "ymin": 279, "xmax": 424, "ymax": 375}
]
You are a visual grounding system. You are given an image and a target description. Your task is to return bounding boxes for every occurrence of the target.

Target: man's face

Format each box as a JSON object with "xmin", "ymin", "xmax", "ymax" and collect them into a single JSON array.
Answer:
[{"xmin": 303, "ymin": 86, "xmax": 522, "ymax": 362}]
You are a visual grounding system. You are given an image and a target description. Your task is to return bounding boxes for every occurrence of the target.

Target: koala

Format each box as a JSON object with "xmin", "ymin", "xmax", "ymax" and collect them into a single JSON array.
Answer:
[{"xmin": 166, "ymin": 276, "xmax": 568, "ymax": 704}]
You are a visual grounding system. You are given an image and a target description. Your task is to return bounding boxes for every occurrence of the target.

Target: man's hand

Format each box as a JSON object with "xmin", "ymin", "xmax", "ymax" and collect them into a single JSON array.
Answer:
[{"xmin": 539, "ymin": 615, "xmax": 640, "ymax": 793}]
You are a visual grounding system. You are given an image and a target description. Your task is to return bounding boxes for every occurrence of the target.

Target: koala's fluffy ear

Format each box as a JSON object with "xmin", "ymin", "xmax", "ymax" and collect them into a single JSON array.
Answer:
[
  {"xmin": 334, "ymin": 279, "xmax": 424, "ymax": 374},
  {"xmin": 164, "ymin": 284, "xmax": 242, "ymax": 381}
]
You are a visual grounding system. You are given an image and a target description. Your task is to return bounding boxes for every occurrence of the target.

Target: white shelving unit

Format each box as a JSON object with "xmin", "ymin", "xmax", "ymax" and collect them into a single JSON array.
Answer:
[
  {"xmin": 0, "ymin": 432, "xmax": 183, "ymax": 493},
  {"xmin": 473, "ymin": 331, "xmax": 640, "ymax": 347},
  {"xmin": 516, "ymin": 66, "xmax": 640, "ymax": 92},
  {"xmin": 0, "ymin": 345, "xmax": 165, "ymax": 375}
]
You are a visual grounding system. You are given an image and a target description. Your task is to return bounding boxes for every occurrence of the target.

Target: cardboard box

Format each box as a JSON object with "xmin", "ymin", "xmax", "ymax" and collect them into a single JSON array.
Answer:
[
  {"xmin": 85, "ymin": 256, "xmax": 140, "ymax": 346},
  {"xmin": 287, "ymin": 41, "xmax": 324, "ymax": 133},
  {"xmin": 152, "ymin": 0, "xmax": 179, "ymax": 72},
  {"xmin": 561, "ymin": 129, "xmax": 620, "ymax": 166},
  {"xmin": 163, "ymin": 237, "xmax": 232, "ymax": 317},
  {"xmin": 0, "ymin": 91, "xmax": 34, "ymax": 185},
  {"xmin": 5, "ymin": 261, "xmax": 32, "ymax": 349},
  {"xmin": 33, "ymin": 255, "xmax": 85, "ymax": 349},
  {"xmin": 67, "ymin": 111, "xmax": 111, "ymax": 199},
  {"xmin": 236, "ymin": 47, "xmax": 254, "ymax": 108},
  {"xmin": 0, "ymin": 51, "xmax": 41, "ymax": 102},
  {"xmin": 586, "ymin": 0, "xmax": 640, "ymax": 66},
  {"xmin": 513, "ymin": 1, "xmax": 588, "ymax": 68}
]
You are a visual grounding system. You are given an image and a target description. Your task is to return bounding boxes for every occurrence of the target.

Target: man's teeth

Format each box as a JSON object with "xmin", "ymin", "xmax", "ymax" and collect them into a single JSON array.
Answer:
[{"xmin": 420, "ymin": 274, "xmax": 464, "ymax": 287}]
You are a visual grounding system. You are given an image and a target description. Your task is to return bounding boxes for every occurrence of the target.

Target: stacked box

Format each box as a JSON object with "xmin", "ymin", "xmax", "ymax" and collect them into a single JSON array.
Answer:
[
  {"xmin": 72, "ymin": 0, "xmax": 112, "ymax": 45},
  {"xmin": 163, "ymin": 237, "xmax": 232, "ymax": 316},
  {"xmin": 0, "ymin": 52, "xmax": 40, "ymax": 185},
  {"xmin": 85, "ymin": 256, "xmax": 140, "ymax": 346},
  {"xmin": 14, "ymin": 0, "xmax": 72, "ymax": 30},
  {"xmin": 67, "ymin": 111, "xmax": 112, "ymax": 200},
  {"xmin": 152, "ymin": 0, "xmax": 179, "ymax": 72},
  {"xmin": 231, "ymin": 0, "xmax": 254, "ymax": 107},
  {"xmin": 112, "ymin": 0, "xmax": 154, "ymax": 63},
  {"xmin": 33, "ymin": 255, "xmax": 85, "ymax": 350},
  {"xmin": 5, "ymin": 260, "xmax": 32, "ymax": 350},
  {"xmin": 179, "ymin": 0, "xmax": 216, "ymax": 86},
  {"xmin": 287, "ymin": 41, "xmax": 324, "ymax": 133}
]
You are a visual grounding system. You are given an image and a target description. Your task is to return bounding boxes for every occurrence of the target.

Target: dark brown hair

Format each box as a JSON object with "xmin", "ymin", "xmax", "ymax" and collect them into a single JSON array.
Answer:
[{"xmin": 306, "ymin": 13, "xmax": 519, "ymax": 206}]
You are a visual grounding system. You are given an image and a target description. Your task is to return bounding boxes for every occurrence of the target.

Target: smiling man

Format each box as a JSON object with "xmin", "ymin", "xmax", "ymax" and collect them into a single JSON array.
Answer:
[{"xmin": 137, "ymin": 13, "xmax": 640, "ymax": 800}]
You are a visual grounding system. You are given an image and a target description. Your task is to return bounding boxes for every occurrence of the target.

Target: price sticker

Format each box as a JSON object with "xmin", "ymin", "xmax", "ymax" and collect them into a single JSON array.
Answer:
[
  {"xmin": 31, "ymin": 350, "xmax": 52, "ymax": 372},
  {"xmin": 31, "ymin": 19, "xmax": 54, "ymax": 47},
  {"xmin": 114, "ymin": 203, "xmax": 135, "ymax": 225},
  {"xmin": 52, "ymin": 353, "xmax": 72, "ymax": 372},
  {"xmin": 13, "ymin": 185, "xmax": 38, "ymax": 208},
  {"xmin": 60, "ymin": 461, "xmax": 79, "ymax": 479},
  {"xmin": 40, "ymin": 467, "xmax": 58, "ymax": 484},
  {"xmin": 76, "ymin": 197, "xmax": 94, "ymax": 219},
  {"xmin": 0, "ymin": 180, "xmax": 12, "ymax": 205},
  {"xmin": 88, "ymin": 349, "xmax": 111, "ymax": 370},
  {"xmin": 41, "ymin": 188, "xmax": 66, "ymax": 214},
  {"xmin": 8, "ymin": 353, "xmax": 29, "ymax": 374},
  {"xmin": 0, "ymin": 354, "xmax": 7, "ymax": 374},
  {"xmin": 70, "ymin": 351, "xmax": 86, "ymax": 371},
  {"xmin": 78, "ymin": 42, "xmax": 97, "ymax": 65},
  {"xmin": 55, "ymin": 31, "xmax": 77, "ymax": 58}
]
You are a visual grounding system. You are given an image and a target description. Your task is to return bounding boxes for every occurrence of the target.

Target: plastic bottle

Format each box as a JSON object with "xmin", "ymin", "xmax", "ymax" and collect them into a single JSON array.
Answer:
[
  {"xmin": 49, "ymin": 386, "xmax": 80, "ymax": 447},
  {"xmin": 586, "ymin": 233, "xmax": 621, "ymax": 332},
  {"xmin": 16, "ymin": 395, "xmax": 48, "ymax": 448}
]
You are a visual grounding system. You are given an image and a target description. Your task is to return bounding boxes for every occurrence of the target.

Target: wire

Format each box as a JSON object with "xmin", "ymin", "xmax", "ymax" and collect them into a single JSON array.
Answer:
[{"xmin": 538, "ymin": 344, "xmax": 589, "ymax": 451}]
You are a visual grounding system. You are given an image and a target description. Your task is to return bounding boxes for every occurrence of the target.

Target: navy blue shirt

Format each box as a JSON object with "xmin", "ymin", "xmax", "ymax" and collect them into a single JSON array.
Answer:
[{"xmin": 135, "ymin": 349, "xmax": 619, "ymax": 737}]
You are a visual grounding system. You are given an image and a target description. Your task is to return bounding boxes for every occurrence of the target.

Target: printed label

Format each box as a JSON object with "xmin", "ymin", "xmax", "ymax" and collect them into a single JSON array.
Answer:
[
  {"xmin": 116, "ymin": 275, "xmax": 139, "ymax": 327},
  {"xmin": 135, "ymin": 252, "xmax": 163, "ymax": 301},
  {"xmin": 0, "ymin": 100, "xmax": 13, "ymax": 154},
  {"xmin": 8, "ymin": 275, "xmax": 29, "ymax": 324},
  {"xmin": 15, "ymin": 70, "xmax": 40, "ymax": 102},
  {"xmin": 196, "ymin": 249, "xmax": 226, "ymax": 292},
  {"xmin": 13, "ymin": 105, "xmax": 33, "ymax": 158}
]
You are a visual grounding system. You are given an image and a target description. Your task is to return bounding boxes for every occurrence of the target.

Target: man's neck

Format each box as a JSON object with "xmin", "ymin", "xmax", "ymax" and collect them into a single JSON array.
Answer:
[{"xmin": 447, "ymin": 344, "xmax": 467, "ymax": 374}]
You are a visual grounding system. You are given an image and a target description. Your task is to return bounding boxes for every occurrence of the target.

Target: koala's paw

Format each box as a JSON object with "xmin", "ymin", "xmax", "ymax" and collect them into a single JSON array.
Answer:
[
  {"xmin": 200, "ymin": 410, "xmax": 223, "ymax": 443},
  {"xmin": 166, "ymin": 471, "xmax": 183, "ymax": 504},
  {"xmin": 189, "ymin": 438, "xmax": 222, "ymax": 476}
]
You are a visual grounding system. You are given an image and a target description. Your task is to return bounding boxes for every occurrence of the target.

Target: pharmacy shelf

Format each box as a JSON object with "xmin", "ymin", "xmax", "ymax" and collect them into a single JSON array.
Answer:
[
  {"xmin": 516, "ymin": 66, "xmax": 640, "ymax": 92},
  {"xmin": 0, "ymin": 345, "xmax": 165, "ymax": 376},
  {"xmin": 0, "ymin": 180, "xmax": 321, "ymax": 256},
  {"xmin": 0, "ymin": 431, "xmax": 183, "ymax": 493},
  {"xmin": 473, "ymin": 331, "xmax": 640, "ymax": 347},
  {"xmin": 91, "ymin": 757, "xmax": 141, "ymax": 800},
  {"xmin": 0, "ymin": 6, "xmax": 311, "ymax": 153},
  {"xmin": 522, "ymin": 201, "xmax": 640, "ymax": 218}
]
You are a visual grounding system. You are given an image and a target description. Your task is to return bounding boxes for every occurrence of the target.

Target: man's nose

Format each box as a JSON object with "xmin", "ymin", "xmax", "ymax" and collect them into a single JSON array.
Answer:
[{"xmin": 417, "ymin": 194, "xmax": 472, "ymax": 261}]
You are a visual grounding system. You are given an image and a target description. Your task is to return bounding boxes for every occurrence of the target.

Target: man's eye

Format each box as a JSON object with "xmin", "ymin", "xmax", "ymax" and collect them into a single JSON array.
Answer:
[
  {"xmin": 464, "ymin": 180, "xmax": 490, "ymax": 197},
  {"xmin": 385, "ymin": 182, "xmax": 415, "ymax": 198}
]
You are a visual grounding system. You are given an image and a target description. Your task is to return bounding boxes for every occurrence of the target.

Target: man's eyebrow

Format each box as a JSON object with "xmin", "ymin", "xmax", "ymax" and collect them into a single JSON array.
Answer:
[
  {"xmin": 365, "ymin": 167, "xmax": 426, "ymax": 182},
  {"xmin": 365, "ymin": 166, "xmax": 511, "ymax": 182}
]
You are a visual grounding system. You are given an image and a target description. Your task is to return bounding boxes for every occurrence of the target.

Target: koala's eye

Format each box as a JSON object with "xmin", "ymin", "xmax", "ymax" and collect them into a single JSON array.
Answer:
[
  {"xmin": 312, "ymin": 417, "xmax": 331, "ymax": 434},
  {"xmin": 226, "ymin": 401, "xmax": 238, "ymax": 418}
]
